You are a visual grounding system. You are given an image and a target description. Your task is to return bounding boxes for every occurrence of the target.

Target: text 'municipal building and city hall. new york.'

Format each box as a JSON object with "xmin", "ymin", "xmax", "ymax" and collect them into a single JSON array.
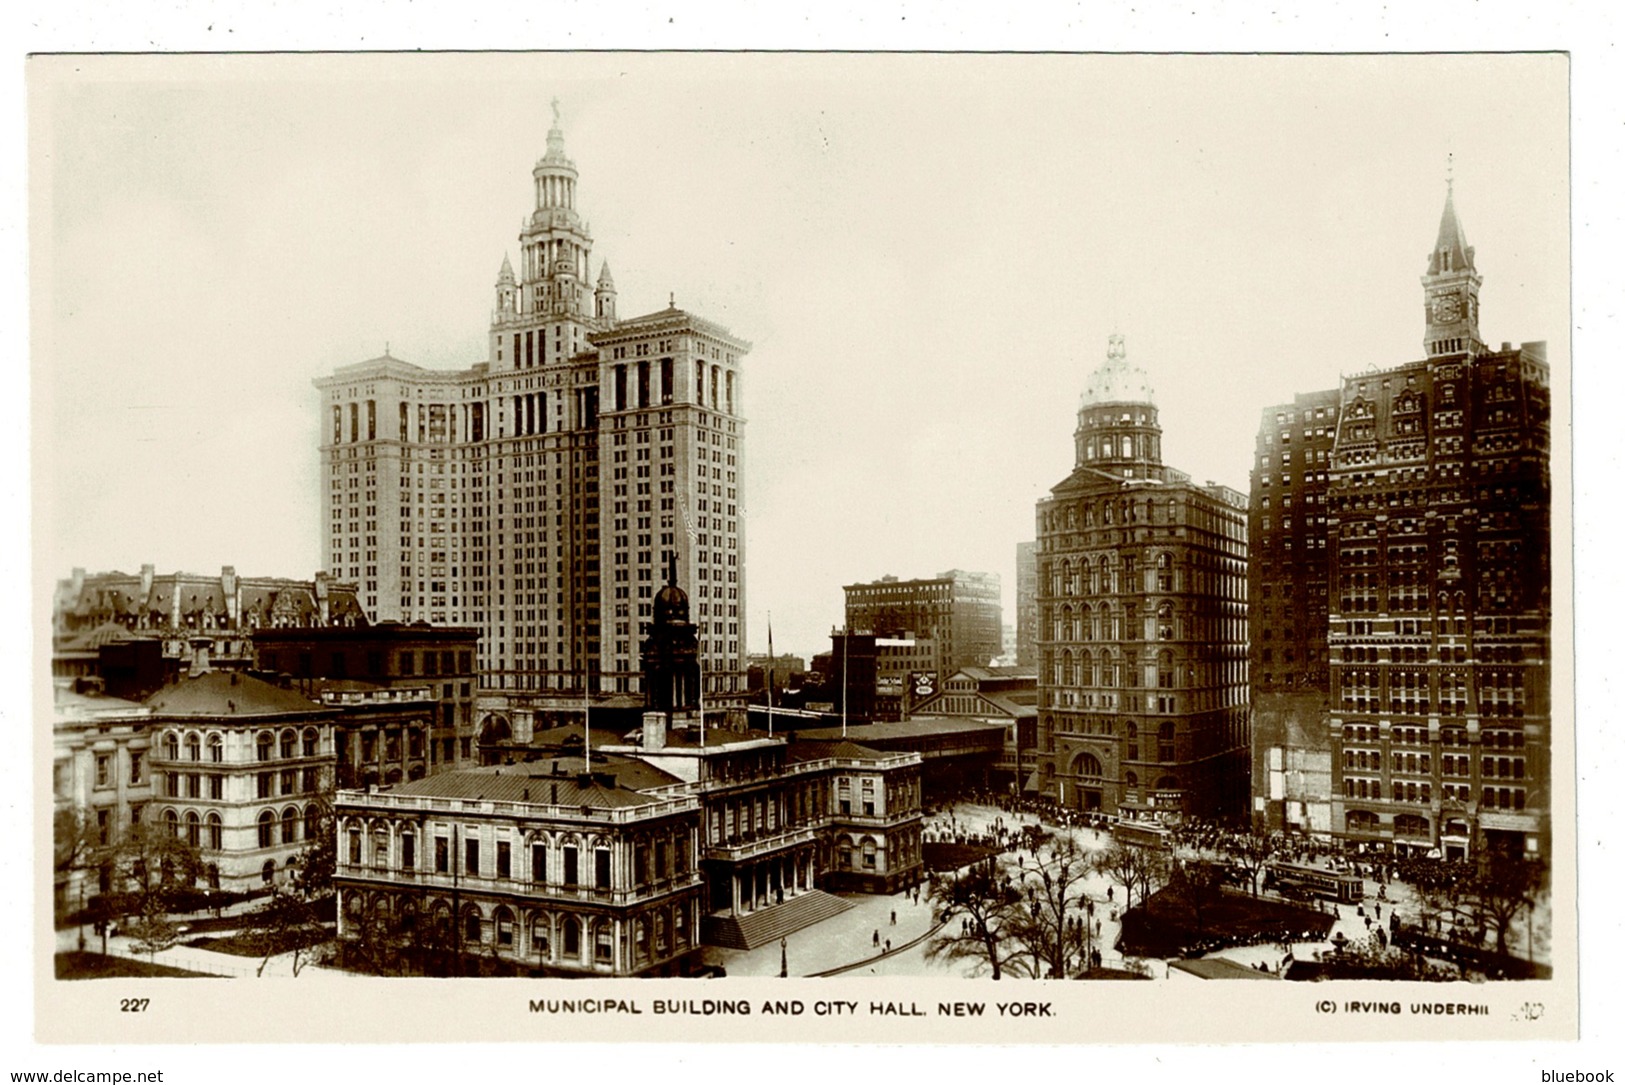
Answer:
[{"xmin": 50, "ymin": 104, "xmax": 1551, "ymax": 983}]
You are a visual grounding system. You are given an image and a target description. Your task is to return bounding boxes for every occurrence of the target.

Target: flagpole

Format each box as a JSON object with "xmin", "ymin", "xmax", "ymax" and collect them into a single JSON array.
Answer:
[
  {"xmin": 767, "ymin": 611, "xmax": 775, "ymax": 738},
  {"xmin": 583, "ymin": 674, "xmax": 591, "ymax": 771},
  {"xmin": 841, "ymin": 628, "xmax": 848, "ymax": 739}
]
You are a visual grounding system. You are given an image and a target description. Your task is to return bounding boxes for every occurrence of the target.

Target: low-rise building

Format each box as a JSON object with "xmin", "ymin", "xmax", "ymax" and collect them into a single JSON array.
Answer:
[
  {"xmin": 331, "ymin": 569, "xmax": 924, "ymax": 975},
  {"xmin": 334, "ymin": 755, "xmax": 707, "ymax": 976},
  {"xmin": 55, "ymin": 565, "xmax": 366, "ymax": 678},
  {"xmin": 910, "ymin": 666, "xmax": 1040, "ymax": 792},
  {"xmin": 51, "ymin": 682, "xmax": 155, "ymax": 920},
  {"xmin": 253, "ymin": 622, "xmax": 480, "ymax": 771},
  {"xmin": 144, "ymin": 670, "xmax": 339, "ymax": 891}
]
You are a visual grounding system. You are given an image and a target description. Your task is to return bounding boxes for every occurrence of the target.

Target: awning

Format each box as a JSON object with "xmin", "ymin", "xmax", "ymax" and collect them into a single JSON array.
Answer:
[{"xmin": 1022, "ymin": 770, "xmax": 1041, "ymax": 793}]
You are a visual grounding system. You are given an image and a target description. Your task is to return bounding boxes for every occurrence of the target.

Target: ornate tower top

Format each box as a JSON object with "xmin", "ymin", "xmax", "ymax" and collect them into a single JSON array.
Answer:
[
  {"xmin": 1080, "ymin": 334, "xmax": 1156, "ymax": 408},
  {"xmin": 1422, "ymin": 164, "xmax": 1483, "ymax": 357},
  {"xmin": 1073, "ymin": 334, "xmax": 1163, "ymax": 472}
]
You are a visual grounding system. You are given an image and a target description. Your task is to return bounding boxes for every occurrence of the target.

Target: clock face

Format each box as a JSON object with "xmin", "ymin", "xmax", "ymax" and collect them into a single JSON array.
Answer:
[{"xmin": 1433, "ymin": 295, "xmax": 1461, "ymax": 323}]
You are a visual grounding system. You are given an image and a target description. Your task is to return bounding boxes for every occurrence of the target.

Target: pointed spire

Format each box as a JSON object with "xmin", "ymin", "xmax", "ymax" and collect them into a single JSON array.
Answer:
[
  {"xmin": 597, "ymin": 261, "xmax": 615, "ymax": 288},
  {"xmin": 1429, "ymin": 162, "xmax": 1474, "ymax": 275},
  {"xmin": 497, "ymin": 253, "xmax": 515, "ymax": 283}
]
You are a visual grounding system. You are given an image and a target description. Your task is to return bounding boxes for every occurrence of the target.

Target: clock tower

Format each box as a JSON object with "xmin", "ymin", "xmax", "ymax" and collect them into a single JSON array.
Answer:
[{"xmin": 1422, "ymin": 169, "xmax": 1483, "ymax": 358}]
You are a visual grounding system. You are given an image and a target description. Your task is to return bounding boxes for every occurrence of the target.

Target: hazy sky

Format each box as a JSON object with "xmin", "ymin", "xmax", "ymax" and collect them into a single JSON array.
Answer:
[{"xmin": 33, "ymin": 53, "xmax": 1568, "ymax": 658}]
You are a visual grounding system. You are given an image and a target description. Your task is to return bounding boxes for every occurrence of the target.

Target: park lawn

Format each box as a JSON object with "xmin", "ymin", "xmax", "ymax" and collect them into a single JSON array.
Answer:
[
  {"xmin": 185, "ymin": 928, "xmax": 330, "ymax": 959},
  {"xmin": 922, "ymin": 842, "xmax": 1001, "ymax": 872},
  {"xmin": 1118, "ymin": 886, "xmax": 1334, "ymax": 959},
  {"xmin": 55, "ymin": 951, "xmax": 220, "ymax": 979}
]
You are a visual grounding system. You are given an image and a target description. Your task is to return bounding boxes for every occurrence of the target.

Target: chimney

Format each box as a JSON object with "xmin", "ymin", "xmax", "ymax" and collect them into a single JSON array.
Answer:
[
  {"xmin": 188, "ymin": 636, "xmax": 213, "ymax": 677},
  {"xmin": 221, "ymin": 566, "xmax": 239, "ymax": 626},
  {"xmin": 642, "ymin": 710, "xmax": 668, "ymax": 751},
  {"xmin": 550, "ymin": 781, "xmax": 558, "ymax": 804},
  {"xmin": 140, "ymin": 564, "xmax": 155, "ymax": 600},
  {"xmin": 70, "ymin": 567, "xmax": 85, "ymax": 596},
  {"xmin": 315, "ymin": 573, "xmax": 331, "ymax": 624}
]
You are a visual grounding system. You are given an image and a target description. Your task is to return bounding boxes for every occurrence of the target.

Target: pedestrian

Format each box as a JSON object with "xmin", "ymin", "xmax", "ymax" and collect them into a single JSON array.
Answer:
[
  {"xmin": 885, "ymin": 938, "xmax": 891, "ymax": 953},
  {"xmin": 873, "ymin": 929, "xmax": 880, "ymax": 947},
  {"xmin": 1106, "ymin": 886, "xmax": 1114, "ymax": 902},
  {"xmin": 890, "ymin": 910, "xmax": 896, "ymax": 926}
]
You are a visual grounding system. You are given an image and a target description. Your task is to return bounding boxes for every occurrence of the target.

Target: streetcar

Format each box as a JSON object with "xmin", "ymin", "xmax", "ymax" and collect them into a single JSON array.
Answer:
[
  {"xmin": 1111, "ymin": 820, "xmax": 1175, "ymax": 850},
  {"xmin": 1265, "ymin": 861, "xmax": 1364, "ymax": 904}
]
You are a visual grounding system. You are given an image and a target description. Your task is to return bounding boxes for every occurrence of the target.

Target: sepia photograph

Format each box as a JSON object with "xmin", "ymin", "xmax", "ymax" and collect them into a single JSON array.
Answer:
[{"xmin": 19, "ymin": 27, "xmax": 1601, "ymax": 1067}]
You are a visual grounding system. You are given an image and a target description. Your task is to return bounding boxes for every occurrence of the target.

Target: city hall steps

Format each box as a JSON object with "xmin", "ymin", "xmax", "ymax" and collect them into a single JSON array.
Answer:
[{"xmin": 703, "ymin": 890, "xmax": 854, "ymax": 950}]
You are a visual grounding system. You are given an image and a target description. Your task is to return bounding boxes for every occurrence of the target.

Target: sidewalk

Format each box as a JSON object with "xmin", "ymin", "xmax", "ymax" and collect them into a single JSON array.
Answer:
[{"xmin": 708, "ymin": 886, "xmax": 939, "ymax": 977}]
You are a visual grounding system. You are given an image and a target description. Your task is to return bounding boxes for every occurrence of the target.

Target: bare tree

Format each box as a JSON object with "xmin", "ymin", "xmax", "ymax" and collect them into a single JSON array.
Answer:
[
  {"xmin": 1396, "ymin": 856, "xmax": 1476, "ymax": 937},
  {"xmin": 1167, "ymin": 859, "xmax": 1227, "ymax": 937},
  {"xmin": 242, "ymin": 887, "xmax": 328, "ymax": 976},
  {"xmin": 124, "ymin": 895, "xmax": 182, "ymax": 961},
  {"xmin": 1092, "ymin": 843, "xmax": 1169, "ymax": 914},
  {"xmin": 925, "ymin": 856, "xmax": 1026, "ymax": 980},
  {"xmin": 54, "ymin": 806, "xmax": 101, "ymax": 883},
  {"xmin": 1223, "ymin": 831, "xmax": 1281, "ymax": 897},
  {"xmin": 1472, "ymin": 854, "xmax": 1546, "ymax": 958},
  {"xmin": 103, "ymin": 823, "xmax": 205, "ymax": 925},
  {"xmin": 1006, "ymin": 836, "xmax": 1094, "ymax": 979}
]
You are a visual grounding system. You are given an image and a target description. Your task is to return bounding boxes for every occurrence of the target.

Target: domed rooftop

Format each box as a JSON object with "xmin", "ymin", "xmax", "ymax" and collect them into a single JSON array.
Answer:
[
  {"xmin": 653, "ymin": 555, "xmax": 691, "ymax": 625},
  {"xmin": 1080, "ymin": 334, "xmax": 1155, "ymax": 407}
]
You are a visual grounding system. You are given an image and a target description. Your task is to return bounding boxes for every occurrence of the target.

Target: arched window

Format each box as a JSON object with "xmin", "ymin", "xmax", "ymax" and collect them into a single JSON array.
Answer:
[
  {"xmin": 464, "ymin": 906, "xmax": 484, "ymax": 944},
  {"xmin": 562, "ymin": 917, "xmax": 581, "ymax": 958},
  {"xmin": 1079, "ymin": 603, "xmax": 1092, "ymax": 640},
  {"xmin": 1124, "ymin": 771, "xmax": 1139, "ymax": 789},
  {"xmin": 533, "ymin": 915, "xmax": 551, "ymax": 958},
  {"xmin": 208, "ymin": 734, "xmax": 223, "ymax": 763},
  {"xmin": 282, "ymin": 806, "xmax": 301, "ymax": 844},
  {"xmin": 184, "ymin": 810, "xmax": 200, "ymax": 847},
  {"xmin": 302, "ymin": 728, "xmax": 319, "ymax": 757},
  {"xmin": 1072, "ymin": 752, "xmax": 1103, "ymax": 778},
  {"xmin": 163, "ymin": 732, "xmax": 180, "ymax": 761},
  {"xmin": 185, "ymin": 733, "xmax": 201, "ymax": 761},
  {"xmin": 494, "ymin": 906, "xmax": 515, "ymax": 948},
  {"xmin": 280, "ymin": 730, "xmax": 296, "ymax": 759},
  {"xmin": 1157, "ymin": 649, "xmax": 1175, "ymax": 689},
  {"xmin": 261, "ymin": 859, "xmax": 276, "ymax": 885},
  {"xmin": 206, "ymin": 812, "xmax": 222, "ymax": 850},
  {"xmin": 258, "ymin": 810, "xmax": 275, "ymax": 848},
  {"xmin": 256, "ymin": 732, "xmax": 274, "ymax": 762},
  {"xmin": 1079, "ymin": 649, "xmax": 1094, "ymax": 687},
  {"xmin": 860, "ymin": 837, "xmax": 878, "ymax": 870},
  {"xmin": 163, "ymin": 808, "xmax": 180, "ymax": 838},
  {"xmin": 1060, "ymin": 649, "xmax": 1075, "ymax": 687}
]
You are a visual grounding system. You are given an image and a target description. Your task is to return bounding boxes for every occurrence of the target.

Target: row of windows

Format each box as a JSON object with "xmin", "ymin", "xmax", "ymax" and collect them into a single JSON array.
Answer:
[{"xmin": 160, "ymin": 729, "xmax": 320, "ymax": 763}]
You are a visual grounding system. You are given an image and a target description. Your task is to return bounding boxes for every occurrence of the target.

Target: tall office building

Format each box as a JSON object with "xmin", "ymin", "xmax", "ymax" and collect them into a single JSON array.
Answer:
[
  {"xmin": 843, "ymin": 570, "xmax": 1003, "ymax": 679},
  {"xmin": 1015, "ymin": 541, "xmax": 1038, "ymax": 668},
  {"xmin": 1250, "ymin": 182, "xmax": 1552, "ymax": 861},
  {"xmin": 317, "ymin": 110, "xmax": 750, "ymax": 728},
  {"xmin": 1034, "ymin": 336, "xmax": 1250, "ymax": 821}
]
